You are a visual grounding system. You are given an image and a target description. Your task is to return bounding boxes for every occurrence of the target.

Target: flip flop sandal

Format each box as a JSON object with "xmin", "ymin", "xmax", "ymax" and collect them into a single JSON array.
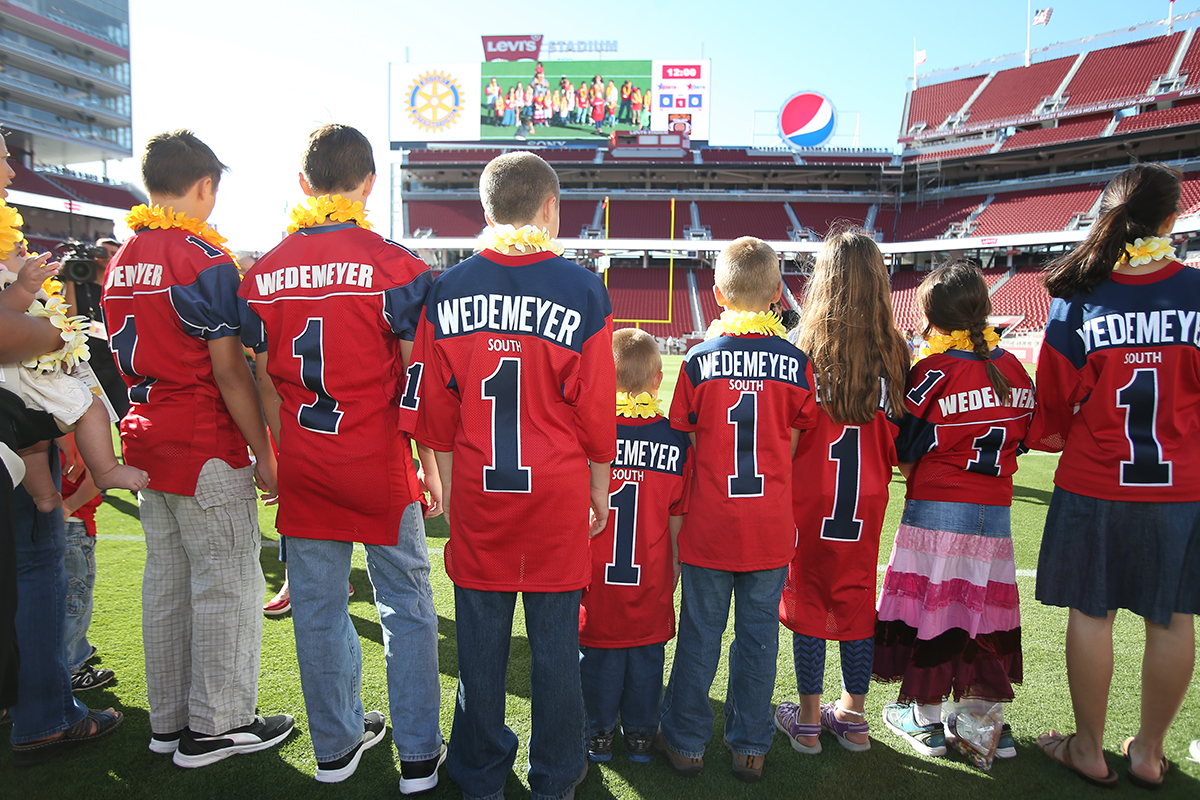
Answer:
[
  {"xmin": 11, "ymin": 707, "xmax": 124, "ymax": 766},
  {"xmin": 1122, "ymin": 736, "xmax": 1168, "ymax": 790},
  {"xmin": 1038, "ymin": 732, "xmax": 1118, "ymax": 788},
  {"xmin": 821, "ymin": 702, "xmax": 870, "ymax": 752}
]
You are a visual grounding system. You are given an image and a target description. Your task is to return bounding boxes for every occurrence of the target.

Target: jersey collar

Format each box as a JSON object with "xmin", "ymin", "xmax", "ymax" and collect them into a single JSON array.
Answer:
[
  {"xmin": 294, "ymin": 222, "xmax": 361, "ymax": 235},
  {"xmin": 480, "ymin": 248, "xmax": 560, "ymax": 266},
  {"xmin": 1110, "ymin": 259, "xmax": 1185, "ymax": 284}
]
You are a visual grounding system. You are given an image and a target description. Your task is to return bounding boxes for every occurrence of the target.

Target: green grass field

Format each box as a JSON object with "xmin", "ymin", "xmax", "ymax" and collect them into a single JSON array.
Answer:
[{"xmin": 4, "ymin": 354, "xmax": 1198, "ymax": 797}]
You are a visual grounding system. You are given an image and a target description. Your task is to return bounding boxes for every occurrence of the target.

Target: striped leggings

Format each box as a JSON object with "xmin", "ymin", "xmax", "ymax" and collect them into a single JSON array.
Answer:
[{"xmin": 793, "ymin": 633, "xmax": 874, "ymax": 696}]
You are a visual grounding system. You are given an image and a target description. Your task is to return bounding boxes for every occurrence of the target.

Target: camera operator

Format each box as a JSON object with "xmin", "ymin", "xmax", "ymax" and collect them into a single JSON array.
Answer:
[{"xmin": 61, "ymin": 238, "xmax": 129, "ymax": 419}]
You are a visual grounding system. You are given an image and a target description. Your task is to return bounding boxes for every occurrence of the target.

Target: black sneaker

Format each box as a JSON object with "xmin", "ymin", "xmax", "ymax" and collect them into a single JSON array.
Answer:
[
  {"xmin": 172, "ymin": 714, "xmax": 295, "ymax": 768},
  {"xmin": 149, "ymin": 729, "xmax": 184, "ymax": 754},
  {"xmin": 315, "ymin": 711, "xmax": 386, "ymax": 783},
  {"xmin": 623, "ymin": 729, "xmax": 654, "ymax": 763},
  {"xmin": 71, "ymin": 666, "xmax": 115, "ymax": 692},
  {"xmin": 399, "ymin": 743, "xmax": 446, "ymax": 795},
  {"xmin": 588, "ymin": 729, "xmax": 614, "ymax": 763}
]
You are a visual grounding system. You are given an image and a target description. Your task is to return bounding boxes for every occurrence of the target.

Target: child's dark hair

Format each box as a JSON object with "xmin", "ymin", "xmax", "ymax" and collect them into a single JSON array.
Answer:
[
  {"xmin": 1043, "ymin": 163, "xmax": 1181, "ymax": 298},
  {"xmin": 799, "ymin": 229, "xmax": 910, "ymax": 422},
  {"xmin": 918, "ymin": 260, "xmax": 1010, "ymax": 404},
  {"xmin": 302, "ymin": 124, "xmax": 375, "ymax": 194},
  {"xmin": 142, "ymin": 130, "xmax": 228, "ymax": 197}
]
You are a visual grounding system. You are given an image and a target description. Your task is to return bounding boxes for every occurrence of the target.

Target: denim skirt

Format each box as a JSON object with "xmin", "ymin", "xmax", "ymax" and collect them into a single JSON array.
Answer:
[{"xmin": 1036, "ymin": 487, "xmax": 1200, "ymax": 626}]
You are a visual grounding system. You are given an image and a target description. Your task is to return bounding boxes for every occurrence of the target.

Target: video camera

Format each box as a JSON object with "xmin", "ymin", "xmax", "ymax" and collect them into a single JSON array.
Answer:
[{"xmin": 57, "ymin": 241, "xmax": 108, "ymax": 283}]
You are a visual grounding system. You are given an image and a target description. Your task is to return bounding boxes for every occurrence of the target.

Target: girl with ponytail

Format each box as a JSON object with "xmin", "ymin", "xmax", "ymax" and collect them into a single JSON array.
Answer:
[
  {"xmin": 873, "ymin": 261, "xmax": 1034, "ymax": 761},
  {"xmin": 1031, "ymin": 163, "xmax": 1197, "ymax": 789}
]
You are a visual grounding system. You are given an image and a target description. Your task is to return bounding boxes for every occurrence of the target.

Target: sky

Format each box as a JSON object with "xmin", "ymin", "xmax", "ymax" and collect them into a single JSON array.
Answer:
[{"xmin": 93, "ymin": 0, "xmax": 1191, "ymax": 251}]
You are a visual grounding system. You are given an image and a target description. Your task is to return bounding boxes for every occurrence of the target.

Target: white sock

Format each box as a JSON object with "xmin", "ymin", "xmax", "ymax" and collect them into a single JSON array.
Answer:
[{"xmin": 914, "ymin": 703, "xmax": 942, "ymax": 727}]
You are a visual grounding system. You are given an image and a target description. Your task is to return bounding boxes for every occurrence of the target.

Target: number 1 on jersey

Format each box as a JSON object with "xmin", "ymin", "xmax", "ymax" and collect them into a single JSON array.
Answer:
[
  {"xmin": 292, "ymin": 318, "xmax": 343, "ymax": 434},
  {"xmin": 605, "ymin": 481, "xmax": 641, "ymax": 585},
  {"xmin": 482, "ymin": 358, "xmax": 531, "ymax": 492},
  {"xmin": 727, "ymin": 391, "xmax": 764, "ymax": 497},
  {"xmin": 821, "ymin": 427, "xmax": 864, "ymax": 541},
  {"xmin": 1117, "ymin": 368, "xmax": 1171, "ymax": 486}
]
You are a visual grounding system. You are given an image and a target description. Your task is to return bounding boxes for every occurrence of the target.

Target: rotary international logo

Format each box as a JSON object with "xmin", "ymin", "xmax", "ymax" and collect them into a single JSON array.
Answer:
[{"xmin": 407, "ymin": 71, "xmax": 465, "ymax": 131}]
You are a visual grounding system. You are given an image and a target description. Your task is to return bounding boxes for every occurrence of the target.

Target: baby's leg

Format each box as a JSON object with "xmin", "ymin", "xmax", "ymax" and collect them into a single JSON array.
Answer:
[
  {"xmin": 18, "ymin": 440, "xmax": 62, "ymax": 512},
  {"xmin": 73, "ymin": 398, "xmax": 149, "ymax": 492}
]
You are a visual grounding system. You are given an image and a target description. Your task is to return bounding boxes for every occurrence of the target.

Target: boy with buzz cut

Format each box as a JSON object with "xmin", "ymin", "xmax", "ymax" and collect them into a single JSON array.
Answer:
[
  {"xmin": 238, "ymin": 124, "xmax": 444, "ymax": 791},
  {"xmin": 102, "ymin": 130, "xmax": 294, "ymax": 766},
  {"xmin": 658, "ymin": 236, "xmax": 818, "ymax": 783},
  {"xmin": 580, "ymin": 328, "xmax": 692, "ymax": 765},
  {"xmin": 401, "ymin": 151, "xmax": 615, "ymax": 800}
]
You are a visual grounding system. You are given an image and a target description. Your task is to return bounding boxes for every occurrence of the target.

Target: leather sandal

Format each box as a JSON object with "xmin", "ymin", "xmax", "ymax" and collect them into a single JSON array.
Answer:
[
  {"xmin": 1122, "ymin": 736, "xmax": 1168, "ymax": 790},
  {"xmin": 1038, "ymin": 731, "xmax": 1118, "ymax": 788},
  {"xmin": 11, "ymin": 707, "xmax": 124, "ymax": 766}
]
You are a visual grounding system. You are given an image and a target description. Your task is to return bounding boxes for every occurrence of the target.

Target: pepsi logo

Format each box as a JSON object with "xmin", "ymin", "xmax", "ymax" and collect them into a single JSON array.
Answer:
[{"xmin": 778, "ymin": 92, "xmax": 836, "ymax": 149}]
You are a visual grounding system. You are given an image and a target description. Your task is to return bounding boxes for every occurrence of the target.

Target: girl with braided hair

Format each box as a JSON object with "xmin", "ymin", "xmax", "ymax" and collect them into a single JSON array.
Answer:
[{"xmin": 873, "ymin": 260, "xmax": 1034, "ymax": 760}]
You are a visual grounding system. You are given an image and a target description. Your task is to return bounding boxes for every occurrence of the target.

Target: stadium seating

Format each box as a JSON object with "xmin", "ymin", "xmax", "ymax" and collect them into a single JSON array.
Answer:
[
  {"xmin": 970, "ymin": 184, "xmax": 1102, "ymax": 236},
  {"xmin": 799, "ymin": 155, "xmax": 893, "ymax": 165},
  {"xmin": 1115, "ymin": 99, "xmax": 1200, "ymax": 134},
  {"xmin": 1000, "ymin": 116, "xmax": 1109, "ymax": 152},
  {"xmin": 906, "ymin": 75, "xmax": 987, "ymax": 132},
  {"xmin": 701, "ymin": 149, "xmax": 796, "ymax": 164},
  {"xmin": 1180, "ymin": 171, "xmax": 1200, "ymax": 216},
  {"xmin": 559, "ymin": 200, "xmax": 598, "ymax": 237},
  {"xmin": 982, "ymin": 265, "xmax": 1008, "ymax": 288},
  {"xmin": 889, "ymin": 270, "xmax": 925, "ymax": 332},
  {"xmin": 882, "ymin": 196, "xmax": 986, "ymax": 241},
  {"xmin": 604, "ymin": 200, "xmax": 687, "ymax": 239},
  {"xmin": 783, "ymin": 274, "xmax": 808, "ymax": 307},
  {"xmin": 42, "ymin": 174, "xmax": 140, "ymax": 209},
  {"xmin": 608, "ymin": 266, "xmax": 695, "ymax": 337},
  {"xmin": 406, "ymin": 200, "xmax": 485, "ymax": 237},
  {"xmin": 962, "ymin": 56, "xmax": 1076, "ymax": 126},
  {"xmin": 989, "ymin": 266, "xmax": 1051, "ymax": 331},
  {"xmin": 790, "ymin": 203, "xmax": 872, "ymax": 237},
  {"xmin": 904, "ymin": 144, "xmax": 994, "ymax": 164},
  {"xmin": 696, "ymin": 201, "xmax": 793, "ymax": 241},
  {"xmin": 1182, "ymin": 32, "xmax": 1200, "ymax": 88},
  {"xmin": 9, "ymin": 163, "xmax": 74, "ymax": 200},
  {"xmin": 692, "ymin": 267, "xmax": 723, "ymax": 327},
  {"xmin": 1062, "ymin": 32, "xmax": 1182, "ymax": 108},
  {"xmin": 406, "ymin": 149, "xmax": 501, "ymax": 163}
]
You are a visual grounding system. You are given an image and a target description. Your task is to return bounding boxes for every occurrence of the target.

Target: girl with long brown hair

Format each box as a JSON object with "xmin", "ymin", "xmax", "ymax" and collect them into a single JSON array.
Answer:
[
  {"xmin": 775, "ymin": 230, "xmax": 910, "ymax": 754},
  {"xmin": 873, "ymin": 260, "xmax": 1034, "ymax": 760}
]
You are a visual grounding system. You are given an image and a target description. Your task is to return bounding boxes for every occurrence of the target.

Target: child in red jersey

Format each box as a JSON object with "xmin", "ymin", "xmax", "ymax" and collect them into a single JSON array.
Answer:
[
  {"xmin": 402, "ymin": 152, "xmax": 615, "ymax": 800},
  {"xmin": 580, "ymin": 328, "xmax": 691, "ymax": 766},
  {"xmin": 874, "ymin": 261, "xmax": 1033, "ymax": 760},
  {"xmin": 240, "ymin": 125, "xmax": 443, "ymax": 791},
  {"xmin": 1032, "ymin": 164, "xmax": 1198, "ymax": 789},
  {"xmin": 659, "ymin": 237, "xmax": 818, "ymax": 783},
  {"xmin": 775, "ymin": 231, "xmax": 910, "ymax": 756},
  {"xmin": 102, "ymin": 130, "xmax": 292, "ymax": 766}
]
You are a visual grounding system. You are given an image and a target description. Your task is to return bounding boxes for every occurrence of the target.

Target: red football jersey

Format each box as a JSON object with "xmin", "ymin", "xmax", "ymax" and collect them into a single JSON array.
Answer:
[
  {"xmin": 400, "ymin": 249, "xmax": 617, "ymax": 592},
  {"xmin": 669, "ymin": 333, "xmax": 818, "ymax": 572},
  {"xmin": 239, "ymin": 223, "xmax": 430, "ymax": 545},
  {"xmin": 897, "ymin": 348, "xmax": 1035, "ymax": 506},
  {"xmin": 1030, "ymin": 261, "xmax": 1200, "ymax": 501},
  {"xmin": 101, "ymin": 227, "xmax": 251, "ymax": 496},
  {"xmin": 580, "ymin": 415, "xmax": 692, "ymax": 648},
  {"xmin": 781, "ymin": 396, "xmax": 900, "ymax": 641}
]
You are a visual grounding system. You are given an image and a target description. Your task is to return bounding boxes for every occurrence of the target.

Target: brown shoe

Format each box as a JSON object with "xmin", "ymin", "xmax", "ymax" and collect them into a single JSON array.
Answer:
[
  {"xmin": 724, "ymin": 738, "xmax": 764, "ymax": 783},
  {"xmin": 654, "ymin": 732, "xmax": 703, "ymax": 777}
]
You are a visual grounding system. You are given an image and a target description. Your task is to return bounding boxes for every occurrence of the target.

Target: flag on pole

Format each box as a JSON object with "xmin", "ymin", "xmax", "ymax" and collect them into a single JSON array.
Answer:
[
  {"xmin": 914, "ymin": 49, "xmax": 927, "ymax": 66},
  {"xmin": 1033, "ymin": 7, "xmax": 1053, "ymax": 27}
]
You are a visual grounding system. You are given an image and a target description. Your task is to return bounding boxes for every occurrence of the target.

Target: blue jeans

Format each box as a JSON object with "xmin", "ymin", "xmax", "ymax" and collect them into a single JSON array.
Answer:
[
  {"xmin": 286, "ymin": 502, "xmax": 441, "ymax": 763},
  {"xmin": 580, "ymin": 642, "xmax": 665, "ymax": 737},
  {"xmin": 63, "ymin": 520, "xmax": 95, "ymax": 674},
  {"xmin": 660, "ymin": 564, "xmax": 787, "ymax": 758},
  {"xmin": 448, "ymin": 586, "xmax": 586, "ymax": 800},
  {"xmin": 9, "ymin": 451, "xmax": 88, "ymax": 744}
]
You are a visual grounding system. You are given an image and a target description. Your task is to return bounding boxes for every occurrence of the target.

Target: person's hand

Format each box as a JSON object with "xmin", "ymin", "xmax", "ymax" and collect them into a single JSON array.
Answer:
[
  {"xmin": 254, "ymin": 451, "xmax": 279, "ymax": 505},
  {"xmin": 16, "ymin": 252, "xmax": 59, "ymax": 295},
  {"xmin": 58, "ymin": 433, "xmax": 83, "ymax": 482},
  {"xmin": 417, "ymin": 465, "xmax": 443, "ymax": 519},
  {"xmin": 587, "ymin": 494, "xmax": 609, "ymax": 539},
  {"xmin": 673, "ymin": 557, "xmax": 681, "ymax": 589}
]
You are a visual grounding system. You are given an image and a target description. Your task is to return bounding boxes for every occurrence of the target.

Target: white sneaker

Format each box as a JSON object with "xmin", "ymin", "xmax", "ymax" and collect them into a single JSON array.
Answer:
[
  {"xmin": 316, "ymin": 711, "xmax": 386, "ymax": 783},
  {"xmin": 173, "ymin": 714, "xmax": 295, "ymax": 768}
]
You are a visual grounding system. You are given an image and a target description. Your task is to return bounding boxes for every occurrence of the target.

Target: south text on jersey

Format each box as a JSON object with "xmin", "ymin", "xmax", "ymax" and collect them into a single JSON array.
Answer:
[
  {"xmin": 695, "ymin": 349, "xmax": 800, "ymax": 384},
  {"xmin": 436, "ymin": 294, "xmax": 582, "ymax": 346},
  {"xmin": 253, "ymin": 262, "xmax": 375, "ymax": 295},
  {"xmin": 105, "ymin": 262, "xmax": 163, "ymax": 289}
]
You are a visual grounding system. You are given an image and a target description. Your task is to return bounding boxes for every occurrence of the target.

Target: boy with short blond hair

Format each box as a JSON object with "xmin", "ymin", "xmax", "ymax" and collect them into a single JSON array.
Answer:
[
  {"xmin": 402, "ymin": 151, "xmax": 615, "ymax": 800},
  {"xmin": 580, "ymin": 328, "xmax": 691, "ymax": 765},
  {"xmin": 239, "ymin": 123, "xmax": 443, "ymax": 791},
  {"xmin": 102, "ymin": 129, "xmax": 293, "ymax": 766},
  {"xmin": 657, "ymin": 236, "xmax": 818, "ymax": 782}
]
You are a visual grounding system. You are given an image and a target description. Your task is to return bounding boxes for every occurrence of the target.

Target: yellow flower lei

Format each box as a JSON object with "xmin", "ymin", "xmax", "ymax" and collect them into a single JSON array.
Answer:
[
  {"xmin": 287, "ymin": 194, "xmax": 372, "ymax": 234},
  {"xmin": 705, "ymin": 309, "xmax": 786, "ymax": 340},
  {"xmin": 921, "ymin": 326, "xmax": 1001, "ymax": 357},
  {"xmin": 616, "ymin": 391, "xmax": 663, "ymax": 418},
  {"xmin": 126, "ymin": 204, "xmax": 235, "ymax": 262},
  {"xmin": 23, "ymin": 297, "xmax": 91, "ymax": 374},
  {"xmin": 479, "ymin": 224, "xmax": 564, "ymax": 256},
  {"xmin": 0, "ymin": 199, "xmax": 25, "ymax": 258},
  {"xmin": 1121, "ymin": 236, "xmax": 1176, "ymax": 268}
]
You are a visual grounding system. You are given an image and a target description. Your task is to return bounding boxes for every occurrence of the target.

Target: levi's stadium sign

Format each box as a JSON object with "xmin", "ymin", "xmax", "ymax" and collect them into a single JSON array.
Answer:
[{"xmin": 482, "ymin": 35, "xmax": 543, "ymax": 61}]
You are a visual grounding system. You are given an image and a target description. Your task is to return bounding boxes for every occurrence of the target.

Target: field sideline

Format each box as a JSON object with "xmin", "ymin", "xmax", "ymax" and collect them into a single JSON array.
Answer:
[{"xmin": 3, "ymin": 355, "xmax": 1197, "ymax": 798}]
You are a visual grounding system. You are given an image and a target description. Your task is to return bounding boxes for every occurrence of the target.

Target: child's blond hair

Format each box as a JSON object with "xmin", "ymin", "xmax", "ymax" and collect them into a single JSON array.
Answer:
[
  {"xmin": 715, "ymin": 236, "xmax": 781, "ymax": 310},
  {"xmin": 613, "ymin": 328, "xmax": 661, "ymax": 393},
  {"xmin": 479, "ymin": 152, "xmax": 560, "ymax": 226}
]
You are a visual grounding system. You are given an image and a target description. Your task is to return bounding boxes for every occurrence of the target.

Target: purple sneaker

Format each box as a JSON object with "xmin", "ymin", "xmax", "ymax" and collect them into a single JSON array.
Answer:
[
  {"xmin": 821, "ymin": 702, "xmax": 871, "ymax": 752},
  {"xmin": 774, "ymin": 702, "xmax": 822, "ymax": 754}
]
